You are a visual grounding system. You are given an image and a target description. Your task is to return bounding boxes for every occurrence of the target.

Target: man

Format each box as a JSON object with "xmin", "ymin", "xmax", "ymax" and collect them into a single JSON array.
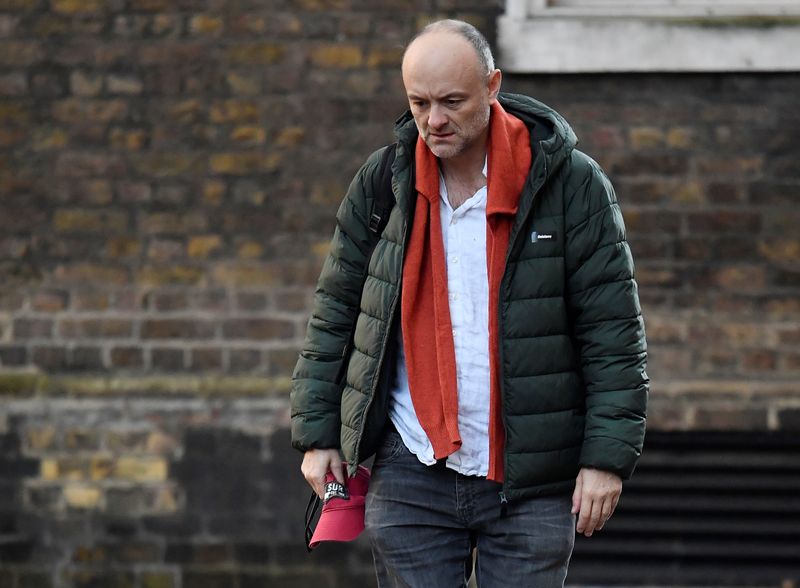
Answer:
[{"xmin": 292, "ymin": 19, "xmax": 648, "ymax": 587}]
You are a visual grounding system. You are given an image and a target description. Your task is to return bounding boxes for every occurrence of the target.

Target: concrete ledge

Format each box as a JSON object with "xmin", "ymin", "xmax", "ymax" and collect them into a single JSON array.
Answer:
[{"xmin": 498, "ymin": 15, "xmax": 800, "ymax": 72}]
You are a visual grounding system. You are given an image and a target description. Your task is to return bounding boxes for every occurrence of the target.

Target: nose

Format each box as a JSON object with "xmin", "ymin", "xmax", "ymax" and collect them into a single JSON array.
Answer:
[{"xmin": 428, "ymin": 104, "xmax": 447, "ymax": 130}]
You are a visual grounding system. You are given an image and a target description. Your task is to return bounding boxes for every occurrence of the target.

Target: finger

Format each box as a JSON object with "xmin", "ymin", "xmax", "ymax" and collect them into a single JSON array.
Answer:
[
  {"xmin": 304, "ymin": 467, "xmax": 325, "ymax": 498},
  {"xmin": 597, "ymin": 498, "xmax": 613, "ymax": 530},
  {"xmin": 576, "ymin": 493, "xmax": 593, "ymax": 535},
  {"xmin": 329, "ymin": 454, "xmax": 344, "ymax": 485},
  {"xmin": 611, "ymin": 492, "xmax": 620, "ymax": 515},
  {"xmin": 585, "ymin": 496, "xmax": 604, "ymax": 537},
  {"xmin": 571, "ymin": 474, "xmax": 583, "ymax": 515},
  {"xmin": 303, "ymin": 470, "xmax": 324, "ymax": 499},
  {"xmin": 301, "ymin": 452, "xmax": 330, "ymax": 498}
]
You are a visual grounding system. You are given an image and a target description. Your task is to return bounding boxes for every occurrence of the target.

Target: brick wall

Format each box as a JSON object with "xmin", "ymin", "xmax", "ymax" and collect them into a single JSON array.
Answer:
[{"xmin": 0, "ymin": 0, "xmax": 798, "ymax": 586}]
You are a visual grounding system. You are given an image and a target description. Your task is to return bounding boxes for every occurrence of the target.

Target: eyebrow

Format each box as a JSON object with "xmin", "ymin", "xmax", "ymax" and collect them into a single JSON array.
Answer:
[{"xmin": 407, "ymin": 92, "xmax": 467, "ymax": 101}]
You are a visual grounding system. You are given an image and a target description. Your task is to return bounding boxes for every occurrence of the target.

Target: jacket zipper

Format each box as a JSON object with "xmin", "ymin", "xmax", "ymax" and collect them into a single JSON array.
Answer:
[
  {"xmin": 351, "ymin": 286, "xmax": 402, "ymax": 478},
  {"xmin": 497, "ymin": 149, "xmax": 549, "ymax": 507}
]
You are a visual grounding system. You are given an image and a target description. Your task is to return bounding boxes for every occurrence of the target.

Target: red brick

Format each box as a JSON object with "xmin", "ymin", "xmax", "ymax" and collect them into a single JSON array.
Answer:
[
  {"xmin": 59, "ymin": 319, "xmax": 132, "ymax": 339},
  {"xmin": 695, "ymin": 156, "xmax": 763, "ymax": 177},
  {"xmin": 607, "ymin": 153, "xmax": 690, "ymax": 177},
  {"xmin": 622, "ymin": 210, "xmax": 681, "ymax": 234},
  {"xmin": 693, "ymin": 407, "xmax": 768, "ymax": 430},
  {"xmin": 674, "ymin": 238, "xmax": 711, "ymax": 261},
  {"xmin": 189, "ymin": 348, "xmax": 223, "ymax": 371},
  {"xmin": 695, "ymin": 349, "xmax": 738, "ymax": 373},
  {"xmin": 758, "ymin": 239, "xmax": 800, "ymax": 262},
  {"xmin": 146, "ymin": 239, "xmax": 184, "ymax": 261},
  {"xmin": 53, "ymin": 208, "xmax": 128, "ymax": 233},
  {"xmin": 111, "ymin": 347, "xmax": 144, "ymax": 368},
  {"xmin": 742, "ymin": 350, "xmax": 777, "ymax": 372},
  {"xmin": 192, "ymin": 289, "xmax": 228, "ymax": 311},
  {"xmin": 645, "ymin": 316, "xmax": 685, "ymax": 345},
  {"xmin": 686, "ymin": 210, "xmax": 761, "ymax": 233},
  {"xmin": 52, "ymin": 99, "xmax": 128, "ymax": 124},
  {"xmin": 69, "ymin": 347, "xmax": 105, "ymax": 370},
  {"xmin": 646, "ymin": 347, "xmax": 693, "ymax": 376},
  {"xmin": 13, "ymin": 318, "xmax": 53, "ymax": 339},
  {"xmin": 0, "ymin": 40, "xmax": 44, "ymax": 66},
  {"xmin": 141, "ymin": 212, "xmax": 208, "ymax": 234},
  {"xmin": 645, "ymin": 403, "xmax": 690, "ymax": 431},
  {"xmin": 224, "ymin": 42, "xmax": 285, "ymax": 65},
  {"xmin": 32, "ymin": 346, "xmax": 68, "ymax": 369},
  {"xmin": 235, "ymin": 292, "xmax": 267, "ymax": 311},
  {"xmin": 748, "ymin": 182, "xmax": 797, "ymax": 206},
  {"xmin": 778, "ymin": 327, "xmax": 800, "ymax": 346},
  {"xmin": 137, "ymin": 266, "xmax": 205, "ymax": 287},
  {"xmin": 32, "ymin": 289, "xmax": 69, "ymax": 312},
  {"xmin": 710, "ymin": 266, "xmax": 768, "ymax": 290},
  {"xmin": 107, "ymin": 237, "xmax": 142, "ymax": 259},
  {"xmin": 144, "ymin": 290, "xmax": 189, "ymax": 312},
  {"xmin": 707, "ymin": 182, "xmax": 745, "ymax": 204},
  {"xmin": 273, "ymin": 290, "xmax": 312, "ymax": 313},
  {"xmin": 72, "ymin": 289, "xmax": 111, "ymax": 311},
  {"xmin": 229, "ymin": 349, "xmax": 262, "ymax": 371},
  {"xmin": 783, "ymin": 352, "xmax": 800, "ymax": 371},
  {"xmin": 55, "ymin": 152, "xmax": 127, "ymax": 178},
  {"xmin": 141, "ymin": 319, "xmax": 215, "ymax": 340},
  {"xmin": 139, "ymin": 42, "xmax": 205, "ymax": 65},
  {"xmin": 131, "ymin": 152, "xmax": 204, "ymax": 178},
  {"xmin": 53, "ymin": 263, "xmax": 130, "ymax": 286},
  {"xmin": 222, "ymin": 319, "xmax": 294, "ymax": 340},
  {"xmin": 117, "ymin": 182, "xmax": 152, "ymax": 203},
  {"xmin": 0, "ymin": 345, "xmax": 27, "ymax": 366},
  {"xmin": 150, "ymin": 347, "xmax": 185, "ymax": 371}
]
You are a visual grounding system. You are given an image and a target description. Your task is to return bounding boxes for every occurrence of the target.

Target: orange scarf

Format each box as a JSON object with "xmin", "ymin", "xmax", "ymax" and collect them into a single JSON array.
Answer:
[{"xmin": 401, "ymin": 101, "xmax": 531, "ymax": 482}]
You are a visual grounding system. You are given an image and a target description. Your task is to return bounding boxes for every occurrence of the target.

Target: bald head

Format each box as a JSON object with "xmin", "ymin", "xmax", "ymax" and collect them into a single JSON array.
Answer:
[
  {"xmin": 404, "ymin": 19, "xmax": 495, "ymax": 76},
  {"xmin": 402, "ymin": 30, "xmax": 487, "ymax": 89}
]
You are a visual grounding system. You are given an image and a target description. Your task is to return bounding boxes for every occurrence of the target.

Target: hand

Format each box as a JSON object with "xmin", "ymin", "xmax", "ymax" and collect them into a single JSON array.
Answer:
[
  {"xmin": 301, "ymin": 448, "xmax": 345, "ymax": 499},
  {"xmin": 571, "ymin": 467, "xmax": 622, "ymax": 537}
]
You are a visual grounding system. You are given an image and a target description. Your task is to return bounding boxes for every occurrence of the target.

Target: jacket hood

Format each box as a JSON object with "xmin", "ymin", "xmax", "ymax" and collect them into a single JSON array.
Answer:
[{"xmin": 393, "ymin": 92, "xmax": 578, "ymax": 180}]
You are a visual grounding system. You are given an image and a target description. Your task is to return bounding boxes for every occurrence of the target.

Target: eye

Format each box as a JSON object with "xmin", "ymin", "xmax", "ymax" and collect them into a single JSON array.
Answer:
[{"xmin": 446, "ymin": 98, "xmax": 462, "ymax": 106}]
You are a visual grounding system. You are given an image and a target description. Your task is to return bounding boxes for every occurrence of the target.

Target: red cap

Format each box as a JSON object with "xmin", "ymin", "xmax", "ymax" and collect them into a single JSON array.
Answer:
[{"xmin": 308, "ymin": 465, "xmax": 371, "ymax": 549}]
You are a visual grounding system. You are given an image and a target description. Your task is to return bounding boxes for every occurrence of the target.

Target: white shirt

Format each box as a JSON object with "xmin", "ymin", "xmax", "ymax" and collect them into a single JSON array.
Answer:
[{"xmin": 388, "ymin": 159, "xmax": 491, "ymax": 476}]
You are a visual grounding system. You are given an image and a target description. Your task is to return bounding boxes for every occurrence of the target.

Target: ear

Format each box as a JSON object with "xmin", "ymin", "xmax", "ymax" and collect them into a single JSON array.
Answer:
[{"xmin": 487, "ymin": 69, "xmax": 502, "ymax": 104}]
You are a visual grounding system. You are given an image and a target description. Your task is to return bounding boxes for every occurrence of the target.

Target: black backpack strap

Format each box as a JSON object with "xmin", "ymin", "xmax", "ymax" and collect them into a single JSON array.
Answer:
[{"xmin": 368, "ymin": 143, "xmax": 397, "ymax": 238}]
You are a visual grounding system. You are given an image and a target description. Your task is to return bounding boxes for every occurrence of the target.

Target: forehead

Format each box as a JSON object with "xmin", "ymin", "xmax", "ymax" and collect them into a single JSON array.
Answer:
[{"xmin": 402, "ymin": 32, "xmax": 483, "ymax": 95}]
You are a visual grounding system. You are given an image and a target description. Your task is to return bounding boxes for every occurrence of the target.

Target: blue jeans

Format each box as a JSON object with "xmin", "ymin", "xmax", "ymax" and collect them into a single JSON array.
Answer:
[{"xmin": 365, "ymin": 429, "xmax": 576, "ymax": 588}]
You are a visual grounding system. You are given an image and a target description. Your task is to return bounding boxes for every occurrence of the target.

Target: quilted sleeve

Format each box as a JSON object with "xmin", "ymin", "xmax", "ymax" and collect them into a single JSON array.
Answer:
[
  {"xmin": 563, "ymin": 150, "xmax": 649, "ymax": 480},
  {"xmin": 290, "ymin": 149, "xmax": 384, "ymax": 453}
]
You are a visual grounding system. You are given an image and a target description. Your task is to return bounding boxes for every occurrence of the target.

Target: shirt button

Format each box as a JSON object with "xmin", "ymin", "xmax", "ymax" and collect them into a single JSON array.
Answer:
[
  {"xmin": 452, "ymin": 329, "xmax": 457, "ymax": 338},
  {"xmin": 452, "ymin": 257, "xmax": 459, "ymax": 264}
]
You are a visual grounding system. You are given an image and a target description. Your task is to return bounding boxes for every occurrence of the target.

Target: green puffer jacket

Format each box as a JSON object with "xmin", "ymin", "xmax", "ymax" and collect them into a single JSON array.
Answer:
[{"xmin": 291, "ymin": 93, "xmax": 648, "ymax": 500}]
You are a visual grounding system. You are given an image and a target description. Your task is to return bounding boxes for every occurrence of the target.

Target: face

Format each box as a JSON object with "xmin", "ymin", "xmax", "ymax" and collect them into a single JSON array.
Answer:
[{"xmin": 402, "ymin": 32, "xmax": 501, "ymax": 161}]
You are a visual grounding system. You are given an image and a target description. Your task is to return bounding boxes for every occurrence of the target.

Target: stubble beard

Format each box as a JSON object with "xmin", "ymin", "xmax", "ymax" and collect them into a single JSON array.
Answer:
[{"xmin": 422, "ymin": 102, "xmax": 491, "ymax": 160}]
